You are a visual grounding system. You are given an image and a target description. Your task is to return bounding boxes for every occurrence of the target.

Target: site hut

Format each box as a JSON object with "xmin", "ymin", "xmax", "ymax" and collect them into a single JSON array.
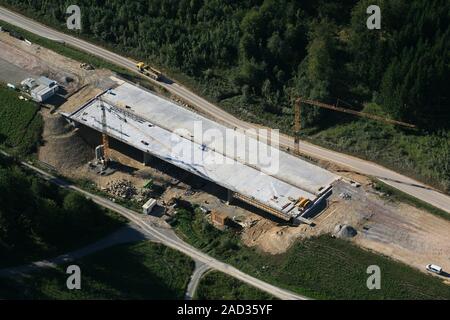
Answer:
[
  {"xmin": 142, "ymin": 198, "xmax": 157, "ymax": 214},
  {"xmin": 211, "ymin": 210, "xmax": 228, "ymax": 228},
  {"xmin": 64, "ymin": 78, "xmax": 339, "ymax": 224},
  {"xmin": 28, "ymin": 76, "xmax": 59, "ymax": 102}
]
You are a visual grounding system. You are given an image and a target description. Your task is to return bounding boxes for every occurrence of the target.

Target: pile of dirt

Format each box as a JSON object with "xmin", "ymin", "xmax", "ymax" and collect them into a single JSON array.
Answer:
[
  {"xmin": 42, "ymin": 113, "xmax": 71, "ymax": 136},
  {"xmin": 38, "ymin": 112, "xmax": 94, "ymax": 174},
  {"xmin": 334, "ymin": 224, "xmax": 357, "ymax": 239},
  {"xmin": 39, "ymin": 130, "xmax": 93, "ymax": 172},
  {"xmin": 240, "ymin": 218, "xmax": 309, "ymax": 255}
]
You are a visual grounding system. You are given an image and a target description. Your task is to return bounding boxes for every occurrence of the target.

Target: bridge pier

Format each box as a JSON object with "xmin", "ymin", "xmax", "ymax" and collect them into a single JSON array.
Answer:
[
  {"xmin": 143, "ymin": 152, "xmax": 151, "ymax": 166},
  {"xmin": 226, "ymin": 189, "xmax": 234, "ymax": 205}
]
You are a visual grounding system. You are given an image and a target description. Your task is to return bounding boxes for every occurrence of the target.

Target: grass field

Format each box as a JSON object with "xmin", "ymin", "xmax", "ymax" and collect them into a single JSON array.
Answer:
[
  {"xmin": 173, "ymin": 208, "xmax": 450, "ymax": 300},
  {"xmin": 0, "ymin": 241, "xmax": 194, "ymax": 299},
  {"xmin": 0, "ymin": 84, "xmax": 43, "ymax": 155},
  {"xmin": 195, "ymin": 271, "xmax": 275, "ymax": 300}
]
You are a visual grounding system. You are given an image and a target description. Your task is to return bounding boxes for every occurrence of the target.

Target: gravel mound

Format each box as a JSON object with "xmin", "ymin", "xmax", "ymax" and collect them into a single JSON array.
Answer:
[{"xmin": 334, "ymin": 224, "xmax": 357, "ymax": 239}]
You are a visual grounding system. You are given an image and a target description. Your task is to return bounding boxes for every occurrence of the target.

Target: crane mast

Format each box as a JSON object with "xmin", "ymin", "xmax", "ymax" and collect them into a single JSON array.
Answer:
[{"xmin": 100, "ymin": 99, "xmax": 110, "ymax": 167}]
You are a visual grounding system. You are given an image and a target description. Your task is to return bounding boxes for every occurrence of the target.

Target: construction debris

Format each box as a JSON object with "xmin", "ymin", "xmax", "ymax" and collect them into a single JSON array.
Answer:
[
  {"xmin": 104, "ymin": 179, "xmax": 136, "ymax": 199},
  {"xmin": 339, "ymin": 192, "xmax": 352, "ymax": 200},
  {"xmin": 103, "ymin": 179, "xmax": 151, "ymax": 202}
]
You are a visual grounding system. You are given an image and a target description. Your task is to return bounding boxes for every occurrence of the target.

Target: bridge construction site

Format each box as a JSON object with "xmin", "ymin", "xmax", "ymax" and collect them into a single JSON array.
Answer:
[
  {"xmin": 2, "ymin": 25, "xmax": 449, "ymax": 272},
  {"xmin": 63, "ymin": 77, "xmax": 339, "ymax": 224}
]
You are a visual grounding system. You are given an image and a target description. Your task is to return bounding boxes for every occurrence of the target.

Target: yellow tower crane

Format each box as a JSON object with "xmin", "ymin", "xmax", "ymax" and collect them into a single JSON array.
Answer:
[{"xmin": 293, "ymin": 97, "xmax": 416, "ymax": 154}]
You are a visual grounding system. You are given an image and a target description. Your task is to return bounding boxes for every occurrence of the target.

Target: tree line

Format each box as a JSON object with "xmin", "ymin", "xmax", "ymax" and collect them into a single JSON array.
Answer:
[{"xmin": 2, "ymin": 0, "xmax": 448, "ymax": 129}]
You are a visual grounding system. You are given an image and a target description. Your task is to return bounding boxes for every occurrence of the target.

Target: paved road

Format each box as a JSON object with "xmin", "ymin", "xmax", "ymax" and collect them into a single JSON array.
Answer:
[
  {"xmin": 1, "ymin": 7, "xmax": 449, "ymax": 213},
  {"xmin": 0, "ymin": 151, "xmax": 306, "ymax": 300},
  {"xmin": 0, "ymin": 224, "xmax": 150, "ymax": 278},
  {"xmin": 185, "ymin": 261, "xmax": 210, "ymax": 300}
]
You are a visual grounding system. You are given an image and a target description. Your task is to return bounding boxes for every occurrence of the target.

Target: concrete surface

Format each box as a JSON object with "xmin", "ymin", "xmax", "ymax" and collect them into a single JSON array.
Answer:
[{"xmin": 65, "ymin": 81, "xmax": 337, "ymax": 219}]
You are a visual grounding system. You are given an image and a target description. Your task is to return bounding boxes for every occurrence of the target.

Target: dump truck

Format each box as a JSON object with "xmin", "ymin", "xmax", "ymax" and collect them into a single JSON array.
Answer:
[{"xmin": 136, "ymin": 62, "xmax": 163, "ymax": 81}]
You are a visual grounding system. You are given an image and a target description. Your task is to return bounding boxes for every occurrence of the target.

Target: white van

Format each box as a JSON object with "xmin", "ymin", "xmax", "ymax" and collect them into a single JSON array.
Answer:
[{"xmin": 426, "ymin": 264, "xmax": 442, "ymax": 275}]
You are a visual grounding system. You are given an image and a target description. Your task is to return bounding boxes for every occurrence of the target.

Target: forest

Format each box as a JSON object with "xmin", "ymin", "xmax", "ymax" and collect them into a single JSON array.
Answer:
[
  {"xmin": 0, "ymin": 0, "xmax": 448, "ymax": 190},
  {"xmin": 0, "ymin": 155, "xmax": 124, "ymax": 267}
]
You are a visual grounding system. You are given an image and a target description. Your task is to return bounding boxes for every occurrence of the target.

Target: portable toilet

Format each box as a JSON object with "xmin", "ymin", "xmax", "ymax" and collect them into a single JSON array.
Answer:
[{"xmin": 142, "ymin": 198, "xmax": 157, "ymax": 214}]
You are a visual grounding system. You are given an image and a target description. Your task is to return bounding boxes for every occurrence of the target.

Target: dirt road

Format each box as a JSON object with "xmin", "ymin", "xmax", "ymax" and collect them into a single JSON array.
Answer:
[{"xmin": 0, "ymin": 225, "xmax": 151, "ymax": 278}]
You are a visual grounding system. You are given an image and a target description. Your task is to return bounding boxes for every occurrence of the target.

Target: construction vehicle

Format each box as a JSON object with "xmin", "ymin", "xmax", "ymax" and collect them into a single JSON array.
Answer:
[
  {"xmin": 80, "ymin": 62, "xmax": 94, "ymax": 70},
  {"xmin": 136, "ymin": 62, "xmax": 163, "ymax": 81},
  {"xmin": 292, "ymin": 97, "xmax": 416, "ymax": 154},
  {"xmin": 296, "ymin": 197, "xmax": 311, "ymax": 210}
]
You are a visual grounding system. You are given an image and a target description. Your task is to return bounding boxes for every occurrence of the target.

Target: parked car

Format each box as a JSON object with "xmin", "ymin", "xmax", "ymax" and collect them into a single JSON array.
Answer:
[
  {"xmin": 426, "ymin": 264, "xmax": 442, "ymax": 275},
  {"xmin": 349, "ymin": 180, "xmax": 361, "ymax": 187}
]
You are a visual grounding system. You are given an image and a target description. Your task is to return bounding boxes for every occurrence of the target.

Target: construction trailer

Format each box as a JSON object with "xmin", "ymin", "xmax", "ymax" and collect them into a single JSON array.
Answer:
[
  {"xmin": 30, "ymin": 85, "xmax": 57, "ymax": 102},
  {"xmin": 26, "ymin": 76, "xmax": 59, "ymax": 102},
  {"xmin": 64, "ymin": 78, "xmax": 338, "ymax": 224},
  {"xmin": 142, "ymin": 198, "xmax": 157, "ymax": 214}
]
